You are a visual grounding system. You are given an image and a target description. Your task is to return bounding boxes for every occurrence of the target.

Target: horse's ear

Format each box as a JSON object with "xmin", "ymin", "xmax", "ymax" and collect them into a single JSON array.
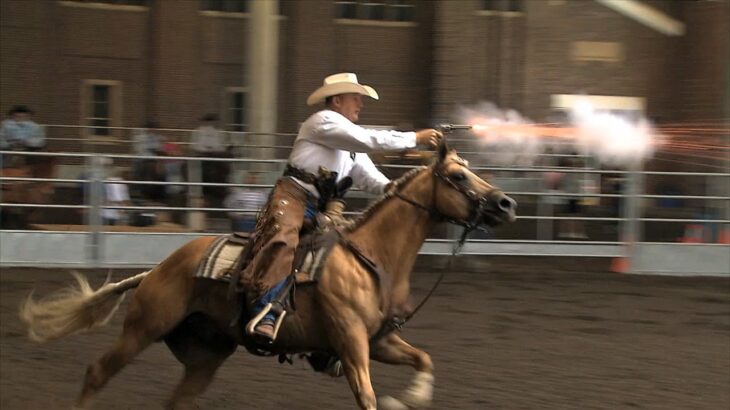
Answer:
[{"xmin": 437, "ymin": 139, "xmax": 450, "ymax": 162}]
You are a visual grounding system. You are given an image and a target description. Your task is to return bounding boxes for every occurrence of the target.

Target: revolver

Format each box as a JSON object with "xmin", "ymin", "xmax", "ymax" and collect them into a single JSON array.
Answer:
[{"xmin": 438, "ymin": 124, "xmax": 473, "ymax": 134}]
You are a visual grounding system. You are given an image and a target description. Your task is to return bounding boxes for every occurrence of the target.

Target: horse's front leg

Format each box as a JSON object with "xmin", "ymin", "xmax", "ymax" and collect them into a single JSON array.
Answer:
[
  {"xmin": 371, "ymin": 333, "xmax": 434, "ymax": 409},
  {"xmin": 332, "ymin": 320, "xmax": 377, "ymax": 410}
]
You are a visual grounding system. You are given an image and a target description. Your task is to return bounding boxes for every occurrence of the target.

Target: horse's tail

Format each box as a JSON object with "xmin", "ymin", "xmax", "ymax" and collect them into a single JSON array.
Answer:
[{"xmin": 19, "ymin": 270, "xmax": 150, "ymax": 343}]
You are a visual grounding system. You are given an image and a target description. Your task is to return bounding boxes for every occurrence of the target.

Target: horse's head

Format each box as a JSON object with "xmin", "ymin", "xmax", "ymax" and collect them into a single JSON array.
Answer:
[{"xmin": 429, "ymin": 141, "xmax": 517, "ymax": 228}]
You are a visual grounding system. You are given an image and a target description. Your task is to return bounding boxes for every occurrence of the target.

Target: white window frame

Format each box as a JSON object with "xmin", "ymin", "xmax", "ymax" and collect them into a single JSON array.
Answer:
[
  {"xmin": 224, "ymin": 87, "xmax": 248, "ymax": 132},
  {"xmin": 80, "ymin": 79, "xmax": 123, "ymax": 139}
]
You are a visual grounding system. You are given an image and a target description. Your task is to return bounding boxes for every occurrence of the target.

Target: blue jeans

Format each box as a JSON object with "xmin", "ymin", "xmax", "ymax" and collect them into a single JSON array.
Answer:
[
  {"xmin": 255, "ymin": 277, "xmax": 290, "ymax": 322},
  {"xmin": 231, "ymin": 217, "xmax": 257, "ymax": 232}
]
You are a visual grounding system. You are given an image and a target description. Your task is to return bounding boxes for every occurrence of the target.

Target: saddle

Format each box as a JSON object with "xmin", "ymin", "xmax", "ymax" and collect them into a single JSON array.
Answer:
[
  {"xmin": 194, "ymin": 170, "xmax": 353, "ymax": 333},
  {"xmin": 192, "ymin": 210, "xmax": 344, "ymax": 286}
]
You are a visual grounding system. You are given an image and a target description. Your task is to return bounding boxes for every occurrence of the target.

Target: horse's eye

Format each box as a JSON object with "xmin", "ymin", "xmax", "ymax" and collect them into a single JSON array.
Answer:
[{"xmin": 451, "ymin": 172, "xmax": 467, "ymax": 182}]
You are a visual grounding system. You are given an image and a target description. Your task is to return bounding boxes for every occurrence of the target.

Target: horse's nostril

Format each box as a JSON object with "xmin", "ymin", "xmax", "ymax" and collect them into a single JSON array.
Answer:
[{"xmin": 499, "ymin": 198, "xmax": 514, "ymax": 212}]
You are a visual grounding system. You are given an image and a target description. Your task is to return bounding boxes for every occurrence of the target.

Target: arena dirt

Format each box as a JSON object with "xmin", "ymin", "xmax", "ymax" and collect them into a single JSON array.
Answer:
[{"xmin": 1, "ymin": 257, "xmax": 728, "ymax": 409}]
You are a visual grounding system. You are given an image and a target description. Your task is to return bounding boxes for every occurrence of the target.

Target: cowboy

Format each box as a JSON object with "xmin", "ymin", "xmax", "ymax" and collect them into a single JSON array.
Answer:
[{"xmin": 243, "ymin": 72, "xmax": 443, "ymax": 341}]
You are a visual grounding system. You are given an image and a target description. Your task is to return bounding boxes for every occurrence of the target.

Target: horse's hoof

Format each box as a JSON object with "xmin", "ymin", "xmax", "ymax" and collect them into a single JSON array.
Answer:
[
  {"xmin": 325, "ymin": 359, "xmax": 344, "ymax": 377},
  {"xmin": 379, "ymin": 396, "xmax": 409, "ymax": 410}
]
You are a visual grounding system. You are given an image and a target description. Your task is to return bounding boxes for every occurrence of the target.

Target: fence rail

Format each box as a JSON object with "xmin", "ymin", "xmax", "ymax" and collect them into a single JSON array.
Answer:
[{"xmin": 2, "ymin": 129, "xmax": 728, "ymax": 275}]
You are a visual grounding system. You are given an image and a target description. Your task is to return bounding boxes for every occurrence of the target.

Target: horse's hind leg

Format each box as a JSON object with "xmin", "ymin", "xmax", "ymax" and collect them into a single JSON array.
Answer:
[
  {"xmin": 371, "ymin": 333, "xmax": 434, "ymax": 409},
  {"xmin": 74, "ymin": 311, "xmax": 154, "ymax": 409},
  {"xmin": 164, "ymin": 313, "xmax": 236, "ymax": 410},
  {"xmin": 75, "ymin": 271, "xmax": 193, "ymax": 408}
]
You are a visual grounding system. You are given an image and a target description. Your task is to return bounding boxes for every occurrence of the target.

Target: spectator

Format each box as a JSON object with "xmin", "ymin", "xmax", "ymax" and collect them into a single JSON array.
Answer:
[
  {"xmin": 191, "ymin": 114, "xmax": 227, "ymax": 155},
  {"xmin": 1, "ymin": 105, "xmax": 46, "ymax": 167},
  {"xmin": 132, "ymin": 121, "xmax": 166, "ymax": 202},
  {"xmin": 132, "ymin": 121, "xmax": 163, "ymax": 157},
  {"xmin": 102, "ymin": 172, "xmax": 132, "ymax": 226},
  {"xmin": 223, "ymin": 173, "xmax": 267, "ymax": 232},
  {"xmin": 161, "ymin": 136, "xmax": 185, "ymax": 197},
  {"xmin": 191, "ymin": 114, "xmax": 230, "ymax": 204},
  {"xmin": 558, "ymin": 154, "xmax": 588, "ymax": 239}
]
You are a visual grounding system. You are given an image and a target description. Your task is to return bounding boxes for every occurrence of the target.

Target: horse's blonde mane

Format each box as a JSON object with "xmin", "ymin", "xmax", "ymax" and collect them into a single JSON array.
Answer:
[{"xmin": 345, "ymin": 165, "xmax": 430, "ymax": 232}]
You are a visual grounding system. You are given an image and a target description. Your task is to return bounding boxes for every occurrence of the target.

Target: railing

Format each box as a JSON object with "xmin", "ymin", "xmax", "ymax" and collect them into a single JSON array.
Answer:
[{"xmin": 1, "ymin": 127, "xmax": 728, "ymax": 275}]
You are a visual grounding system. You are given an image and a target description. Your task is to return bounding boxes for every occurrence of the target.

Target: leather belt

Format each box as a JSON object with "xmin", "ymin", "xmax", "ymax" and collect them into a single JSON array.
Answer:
[{"xmin": 283, "ymin": 164, "xmax": 318, "ymax": 185}]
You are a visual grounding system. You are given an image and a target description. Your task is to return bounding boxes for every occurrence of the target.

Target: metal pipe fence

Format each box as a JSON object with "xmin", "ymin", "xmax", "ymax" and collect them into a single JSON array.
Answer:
[{"xmin": 1, "ymin": 130, "xmax": 728, "ymax": 274}]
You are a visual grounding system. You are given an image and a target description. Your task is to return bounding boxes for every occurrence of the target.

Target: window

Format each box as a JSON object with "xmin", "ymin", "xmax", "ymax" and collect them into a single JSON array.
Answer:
[
  {"xmin": 479, "ymin": 0, "xmax": 523, "ymax": 12},
  {"xmin": 507, "ymin": 0, "xmax": 523, "ymax": 12},
  {"xmin": 64, "ymin": 0, "xmax": 148, "ymax": 5},
  {"xmin": 201, "ymin": 0, "xmax": 286, "ymax": 15},
  {"xmin": 335, "ymin": 0, "xmax": 415, "ymax": 22},
  {"xmin": 481, "ymin": 0, "xmax": 500, "ymax": 11},
  {"xmin": 336, "ymin": 1, "xmax": 358, "ymax": 18},
  {"xmin": 390, "ymin": 0, "xmax": 415, "ymax": 21},
  {"xmin": 90, "ymin": 85, "xmax": 110, "ymax": 135},
  {"xmin": 226, "ymin": 88, "xmax": 247, "ymax": 132},
  {"xmin": 81, "ymin": 80, "xmax": 121, "ymax": 138},
  {"xmin": 202, "ymin": 0, "xmax": 248, "ymax": 13}
]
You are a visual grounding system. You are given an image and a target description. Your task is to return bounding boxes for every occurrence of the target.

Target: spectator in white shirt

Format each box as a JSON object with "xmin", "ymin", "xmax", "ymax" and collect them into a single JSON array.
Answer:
[
  {"xmin": 191, "ymin": 114, "xmax": 227, "ymax": 155},
  {"xmin": 241, "ymin": 72, "xmax": 443, "ymax": 341},
  {"xmin": 191, "ymin": 114, "xmax": 230, "ymax": 203},
  {"xmin": 102, "ymin": 169, "xmax": 132, "ymax": 226}
]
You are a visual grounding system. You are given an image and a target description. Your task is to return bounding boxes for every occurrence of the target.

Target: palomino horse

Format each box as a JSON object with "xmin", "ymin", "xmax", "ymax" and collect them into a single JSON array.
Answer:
[{"xmin": 21, "ymin": 144, "xmax": 516, "ymax": 410}]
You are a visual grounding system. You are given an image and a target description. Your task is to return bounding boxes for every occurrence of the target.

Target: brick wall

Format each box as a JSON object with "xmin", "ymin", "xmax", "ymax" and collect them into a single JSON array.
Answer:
[
  {"xmin": 280, "ymin": 1, "xmax": 433, "ymax": 132},
  {"xmin": 55, "ymin": 3, "xmax": 149, "ymax": 130},
  {"xmin": 0, "ymin": 0, "xmax": 54, "ymax": 123},
  {"xmin": 523, "ymin": 0, "xmax": 677, "ymax": 121},
  {"xmin": 281, "ymin": 0, "xmax": 337, "ymax": 132},
  {"xmin": 432, "ymin": 0, "xmax": 474, "ymax": 121},
  {"xmin": 676, "ymin": 0, "xmax": 730, "ymax": 122},
  {"xmin": 1, "ymin": 0, "xmax": 726, "ymax": 151}
]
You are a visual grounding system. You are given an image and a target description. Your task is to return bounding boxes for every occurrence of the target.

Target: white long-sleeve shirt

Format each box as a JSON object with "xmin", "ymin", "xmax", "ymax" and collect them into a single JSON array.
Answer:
[
  {"xmin": 191, "ymin": 125, "xmax": 227, "ymax": 154},
  {"xmin": 288, "ymin": 110, "xmax": 416, "ymax": 195}
]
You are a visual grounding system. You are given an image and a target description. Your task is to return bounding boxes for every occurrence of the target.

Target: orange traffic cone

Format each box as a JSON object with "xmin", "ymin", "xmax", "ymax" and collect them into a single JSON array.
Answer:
[
  {"xmin": 680, "ymin": 224, "xmax": 704, "ymax": 243},
  {"xmin": 610, "ymin": 256, "xmax": 630, "ymax": 274}
]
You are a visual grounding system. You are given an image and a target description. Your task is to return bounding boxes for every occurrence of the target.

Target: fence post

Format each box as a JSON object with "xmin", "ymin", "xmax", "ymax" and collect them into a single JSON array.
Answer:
[
  {"xmin": 186, "ymin": 157, "xmax": 205, "ymax": 231},
  {"xmin": 536, "ymin": 193, "xmax": 553, "ymax": 241},
  {"xmin": 617, "ymin": 165, "xmax": 644, "ymax": 273},
  {"xmin": 87, "ymin": 154, "xmax": 105, "ymax": 267}
]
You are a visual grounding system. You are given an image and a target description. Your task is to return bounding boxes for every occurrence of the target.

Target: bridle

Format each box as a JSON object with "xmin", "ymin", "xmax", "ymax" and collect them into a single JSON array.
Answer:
[
  {"xmin": 392, "ymin": 159, "xmax": 493, "ymax": 253},
  {"xmin": 367, "ymin": 159, "xmax": 496, "ymax": 343}
]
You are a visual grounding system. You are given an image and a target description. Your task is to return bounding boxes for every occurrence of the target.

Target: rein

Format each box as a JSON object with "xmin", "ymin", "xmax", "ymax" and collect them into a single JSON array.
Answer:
[{"xmin": 370, "ymin": 163, "xmax": 493, "ymax": 345}]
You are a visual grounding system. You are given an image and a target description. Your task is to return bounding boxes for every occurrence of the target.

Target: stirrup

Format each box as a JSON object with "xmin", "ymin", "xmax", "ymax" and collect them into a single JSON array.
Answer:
[{"xmin": 245, "ymin": 303, "xmax": 287, "ymax": 341}]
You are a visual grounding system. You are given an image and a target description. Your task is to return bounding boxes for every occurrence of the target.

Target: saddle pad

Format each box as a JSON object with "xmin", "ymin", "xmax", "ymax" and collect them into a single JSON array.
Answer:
[
  {"xmin": 193, "ymin": 230, "xmax": 341, "ymax": 284},
  {"xmin": 193, "ymin": 235, "xmax": 244, "ymax": 282}
]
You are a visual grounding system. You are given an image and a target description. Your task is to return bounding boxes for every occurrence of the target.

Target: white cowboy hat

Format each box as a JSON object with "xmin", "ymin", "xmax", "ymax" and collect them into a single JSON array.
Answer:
[{"xmin": 306, "ymin": 73, "xmax": 379, "ymax": 106}]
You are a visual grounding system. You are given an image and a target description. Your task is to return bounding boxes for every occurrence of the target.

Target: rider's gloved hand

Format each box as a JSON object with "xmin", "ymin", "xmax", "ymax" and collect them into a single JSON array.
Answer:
[{"xmin": 415, "ymin": 129, "xmax": 443, "ymax": 148}]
